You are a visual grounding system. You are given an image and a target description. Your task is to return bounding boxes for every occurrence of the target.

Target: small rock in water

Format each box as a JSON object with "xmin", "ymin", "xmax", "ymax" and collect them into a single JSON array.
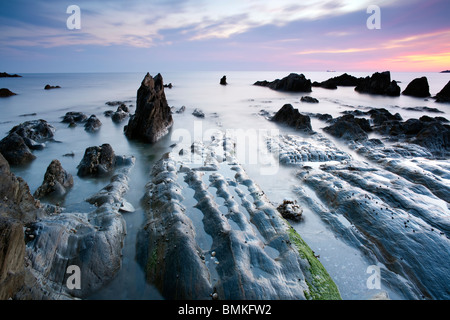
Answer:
[
  {"xmin": 119, "ymin": 201, "xmax": 135, "ymax": 213},
  {"xmin": 277, "ymin": 200, "xmax": 303, "ymax": 222},
  {"xmin": 192, "ymin": 108, "xmax": 205, "ymax": 118}
]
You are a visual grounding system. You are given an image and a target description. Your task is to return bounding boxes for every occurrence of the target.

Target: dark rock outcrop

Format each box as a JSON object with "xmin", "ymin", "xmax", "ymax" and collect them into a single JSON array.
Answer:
[
  {"xmin": 220, "ymin": 75, "xmax": 227, "ymax": 85},
  {"xmin": 77, "ymin": 144, "xmax": 116, "ymax": 177},
  {"xmin": 0, "ymin": 133, "xmax": 36, "ymax": 165},
  {"xmin": 44, "ymin": 85, "xmax": 61, "ymax": 90},
  {"xmin": 254, "ymin": 73, "xmax": 312, "ymax": 92},
  {"xmin": 435, "ymin": 81, "xmax": 450, "ymax": 103},
  {"xmin": 312, "ymin": 73, "xmax": 363, "ymax": 90},
  {"xmin": 0, "ymin": 72, "xmax": 21, "ymax": 78},
  {"xmin": 84, "ymin": 115, "xmax": 102, "ymax": 132},
  {"xmin": 324, "ymin": 114, "xmax": 370, "ymax": 141},
  {"xmin": 301, "ymin": 96, "xmax": 319, "ymax": 103},
  {"xmin": 124, "ymin": 73, "xmax": 173, "ymax": 143},
  {"xmin": 0, "ymin": 88, "xmax": 17, "ymax": 97},
  {"xmin": 192, "ymin": 108, "xmax": 205, "ymax": 118},
  {"xmin": 402, "ymin": 77, "xmax": 430, "ymax": 97},
  {"xmin": 62, "ymin": 112, "xmax": 87, "ymax": 125},
  {"xmin": 0, "ymin": 120, "xmax": 55, "ymax": 165},
  {"xmin": 355, "ymin": 71, "xmax": 400, "ymax": 96},
  {"xmin": 277, "ymin": 200, "xmax": 303, "ymax": 222},
  {"xmin": 34, "ymin": 160, "xmax": 74, "ymax": 199},
  {"xmin": 111, "ymin": 104, "xmax": 130, "ymax": 123},
  {"xmin": 271, "ymin": 104, "xmax": 312, "ymax": 132}
]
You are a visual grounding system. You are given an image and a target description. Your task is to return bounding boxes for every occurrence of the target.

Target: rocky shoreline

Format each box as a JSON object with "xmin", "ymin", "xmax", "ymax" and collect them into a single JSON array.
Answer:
[{"xmin": 1, "ymin": 70, "xmax": 449, "ymax": 300}]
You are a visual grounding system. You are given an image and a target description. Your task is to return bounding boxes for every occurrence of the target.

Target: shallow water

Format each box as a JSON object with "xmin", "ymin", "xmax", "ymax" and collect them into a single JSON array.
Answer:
[{"xmin": 1, "ymin": 71, "xmax": 449, "ymax": 300}]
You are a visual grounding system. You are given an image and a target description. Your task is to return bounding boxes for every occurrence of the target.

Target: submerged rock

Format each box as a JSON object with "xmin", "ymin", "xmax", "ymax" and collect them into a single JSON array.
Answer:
[
  {"xmin": 77, "ymin": 144, "xmax": 116, "ymax": 177},
  {"xmin": 254, "ymin": 73, "xmax": 312, "ymax": 92},
  {"xmin": 84, "ymin": 115, "xmax": 102, "ymax": 132},
  {"xmin": 124, "ymin": 73, "xmax": 173, "ymax": 143},
  {"xmin": 355, "ymin": 71, "xmax": 400, "ymax": 96},
  {"xmin": 402, "ymin": 77, "xmax": 430, "ymax": 97},
  {"xmin": 62, "ymin": 111, "xmax": 88, "ymax": 124},
  {"xmin": 34, "ymin": 159, "xmax": 74, "ymax": 200},
  {"xmin": 0, "ymin": 88, "xmax": 17, "ymax": 97},
  {"xmin": 272, "ymin": 104, "xmax": 312, "ymax": 132}
]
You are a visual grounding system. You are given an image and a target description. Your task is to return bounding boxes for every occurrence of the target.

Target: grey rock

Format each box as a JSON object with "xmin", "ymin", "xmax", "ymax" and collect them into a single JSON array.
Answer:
[{"xmin": 34, "ymin": 159, "xmax": 74, "ymax": 199}]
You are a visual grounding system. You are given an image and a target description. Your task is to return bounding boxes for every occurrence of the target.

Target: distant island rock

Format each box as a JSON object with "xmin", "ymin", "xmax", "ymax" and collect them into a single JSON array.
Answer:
[
  {"xmin": 402, "ymin": 76, "xmax": 430, "ymax": 98},
  {"xmin": 0, "ymin": 72, "xmax": 21, "ymax": 78},
  {"xmin": 355, "ymin": 71, "xmax": 400, "ymax": 96},
  {"xmin": 440, "ymin": 70, "xmax": 450, "ymax": 73},
  {"xmin": 312, "ymin": 73, "xmax": 363, "ymax": 90},
  {"xmin": 124, "ymin": 73, "xmax": 173, "ymax": 143},
  {"xmin": 254, "ymin": 73, "xmax": 312, "ymax": 92},
  {"xmin": 44, "ymin": 84, "xmax": 61, "ymax": 90},
  {"xmin": 0, "ymin": 88, "xmax": 17, "ymax": 97}
]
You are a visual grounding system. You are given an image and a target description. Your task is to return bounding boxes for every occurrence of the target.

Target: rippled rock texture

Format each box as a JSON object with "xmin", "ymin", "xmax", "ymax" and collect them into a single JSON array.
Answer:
[
  {"xmin": 137, "ymin": 131, "xmax": 341, "ymax": 300},
  {"xmin": 265, "ymin": 125, "xmax": 450, "ymax": 299}
]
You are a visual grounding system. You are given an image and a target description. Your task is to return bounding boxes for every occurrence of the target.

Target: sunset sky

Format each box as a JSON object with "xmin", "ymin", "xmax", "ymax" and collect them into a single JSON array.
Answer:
[{"xmin": 0, "ymin": 0, "xmax": 449, "ymax": 73}]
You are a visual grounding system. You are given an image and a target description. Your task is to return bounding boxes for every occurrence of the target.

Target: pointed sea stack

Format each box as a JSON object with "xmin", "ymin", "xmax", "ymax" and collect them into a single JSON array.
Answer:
[{"xmin": 124, "ymin": 73, "xmax": 173, "ymax": 143}]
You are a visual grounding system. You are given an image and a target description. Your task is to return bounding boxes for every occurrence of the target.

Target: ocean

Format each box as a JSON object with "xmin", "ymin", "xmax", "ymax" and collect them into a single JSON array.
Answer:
[{"xmin": 1, "ymin": 71, "xmax": 449, "ymax": 300}]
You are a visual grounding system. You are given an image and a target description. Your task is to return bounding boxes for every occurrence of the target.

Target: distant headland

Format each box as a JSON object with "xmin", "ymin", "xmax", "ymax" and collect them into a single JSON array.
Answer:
[{"xmin": 0, "ymin": 72, "xmax": 22, "ymax": 78}]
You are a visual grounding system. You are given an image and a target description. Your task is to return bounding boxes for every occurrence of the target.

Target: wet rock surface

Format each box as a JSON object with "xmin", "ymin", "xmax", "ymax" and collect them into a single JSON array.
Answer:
[
  {"xmin": 254, "ymin": 73, "xmax": 312, "ymax": 92},
  {"xmin": 34, "ymin": 160, "xmax": 74, "ymax": 200},
  {"xmin": 0, "ymin": 120, "xmax": 55, "ymax": 165},
  {"xmin": 124, "ymin": 73, "xmax": 173, "ymax": 143},
  {"xmin": 137, "ymin": 132, "xmax": 341, "ymax": 300},
  {"xmin": 271, "ymin": 104, "xmax": 313, "ymax": 132},
  {"xmin": 84, "ymin": 115, "xmax": 102, "ymax": 132},
  {"xmin": 77, "ymin": 144, "xmax": 116, "ymax": 177}
]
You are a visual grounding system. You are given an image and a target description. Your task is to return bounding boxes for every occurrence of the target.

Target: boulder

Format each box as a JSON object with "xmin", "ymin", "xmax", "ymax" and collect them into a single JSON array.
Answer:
[
  {"xmin": 254, "ymin": 73, "xmax": 312, "ymax": 92},
  {"xmin": 0, "ymin": 133, "xmax": 36, "ymax": 165},
  {"xmin": 220, "ymin": 75, "xmax": 227, "ymax": 85},
  {"xmin": 301, "ymin": 96, "xmax": 319, "ymax": 103},
  {"xmin": 355, "ymin": 71, "xmax": 400, "ymax": 96},
  {"xmin": 124, "ymin": 73, "xmax": 173, "ymax": 143},
  {"xmin": 34, "ymin": 159, "xmax": 74, "ymax": 199},
  {"xmin": 44, "ymin": 84, "xmax": 61, "ymax": 90},
  {"xmin": 323, "ymin": 114, "xmax": 370, "ymax": 141},
  {"xmin": 62, "ymin": 112, "xmax": 87, "ymax": 124},
  {"xmin": 192, "ymin": 108, "xmax": 205, "ymax": 118},
  {"xmin": 164, "ymin": 83, "xmax": 173, "ymax": 89},
  {"xmin": 277, "ymin": 200, "xmax": 303, "ymax": 222},
  {"xmin": 435, "ymin": 81, "xmax": 450, "ymax": 103},
  {"xmin": 111, "ymin": 109, "xmax": 129, "ymax": 123},
  {"xmin": 272, "ymin": 104, "xmax": 312, "ymax": 132},
  {"xmin": 84, "ymin": 115, "xmax": 102, "ymax": 132},
  {"xmin": 0, "ymin": 88, "xmax": 17, "ymax": 97},
  {"xmin": 77, "ymin": 144, "xmax": 116, "ymax": 177},
  {"xmin": 368, "ymin": 108, "xmax": 403, "ymax": 126},
  {"xmin": 402, "ymin": 77, "xmax": 430, "ymax": 97}
]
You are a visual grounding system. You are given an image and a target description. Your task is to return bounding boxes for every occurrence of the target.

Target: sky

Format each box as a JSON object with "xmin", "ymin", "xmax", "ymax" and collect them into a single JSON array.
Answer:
[{"xmin": 0, "ymin": 0, "xmax": 449, "ymax": 73}]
